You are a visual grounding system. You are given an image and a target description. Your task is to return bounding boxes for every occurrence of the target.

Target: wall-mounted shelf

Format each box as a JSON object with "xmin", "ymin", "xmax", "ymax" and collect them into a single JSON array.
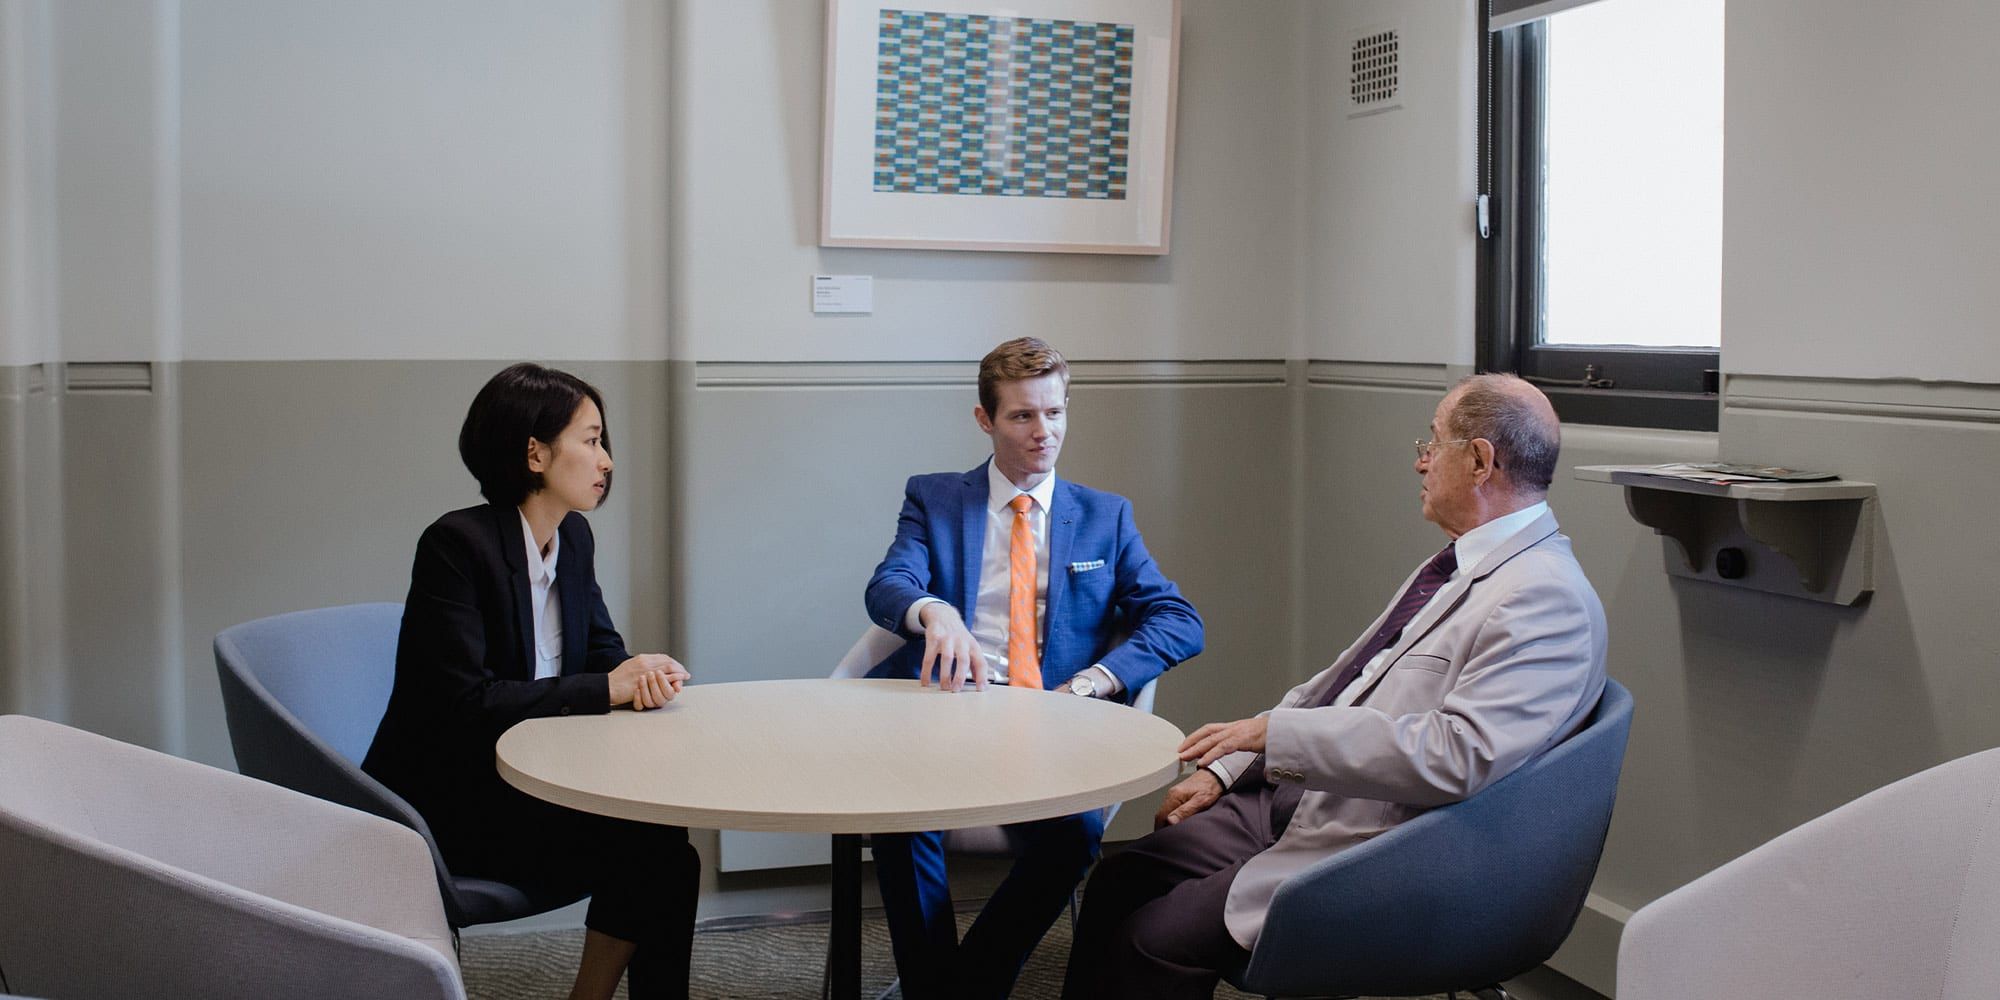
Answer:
[{"xmin": 1576, "ymin": 466, "xmax": 1878, "ymax": 605}]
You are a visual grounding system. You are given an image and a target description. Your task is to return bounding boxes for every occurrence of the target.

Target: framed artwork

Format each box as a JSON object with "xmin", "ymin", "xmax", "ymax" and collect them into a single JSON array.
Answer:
[{"xmin": 819, "ymin": 0, "xmax": 1181, "ymax": 255}]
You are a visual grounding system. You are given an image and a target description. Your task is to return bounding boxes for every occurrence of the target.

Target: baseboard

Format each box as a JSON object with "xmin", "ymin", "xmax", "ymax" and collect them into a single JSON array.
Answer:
[{"xmin": 1543, "ymin": 892, "xmax": 1630, "ymax": 996}]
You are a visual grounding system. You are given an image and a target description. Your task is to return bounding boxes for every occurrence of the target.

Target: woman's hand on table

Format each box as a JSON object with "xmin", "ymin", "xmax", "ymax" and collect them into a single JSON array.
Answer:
[{"xmin": 609, "ymin": 654, "xmax": 690, "ymax": 710}]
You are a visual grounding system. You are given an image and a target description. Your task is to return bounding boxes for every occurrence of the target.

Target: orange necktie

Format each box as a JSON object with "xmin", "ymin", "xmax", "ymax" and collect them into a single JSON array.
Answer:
[{"xmin": 1006, "ymin": 493, "xmax": 1043, "ymax": 689}]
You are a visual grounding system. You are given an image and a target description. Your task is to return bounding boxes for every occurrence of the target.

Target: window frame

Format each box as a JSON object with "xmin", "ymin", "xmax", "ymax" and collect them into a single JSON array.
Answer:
[{"xmin": 1477, "ymin": 15, "xmax": 1720, "ymax": 432}]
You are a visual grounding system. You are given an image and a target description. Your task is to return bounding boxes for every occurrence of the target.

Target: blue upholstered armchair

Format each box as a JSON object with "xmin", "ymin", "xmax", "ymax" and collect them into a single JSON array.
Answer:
[
  {"xmin": 215, "ymin": 602, "xmax": 582, "ymax": 931},
  {"xmin": 1230, "ymin": 679, "xmax": 1633, "ymax": 1000}
]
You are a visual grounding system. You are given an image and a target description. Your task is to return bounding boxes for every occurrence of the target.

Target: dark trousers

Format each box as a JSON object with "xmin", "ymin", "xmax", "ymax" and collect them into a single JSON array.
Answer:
[
  {"xmin": 434, "ymin": 787, "xmax": 700, "ymax": 1000},
  {"xmin": 873, "ymin": 810, "xmax": 1105, "ymax": 1000},
  {"xmin": 1060, "ymin": 779, "xmax": 1292, "ymax": 1000}
]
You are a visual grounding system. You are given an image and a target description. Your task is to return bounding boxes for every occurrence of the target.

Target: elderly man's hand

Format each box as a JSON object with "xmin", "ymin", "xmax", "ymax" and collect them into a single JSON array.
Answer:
[
  {"xmin": 918, "ymin": 603, "xmax": 988, "ymax": 692},
  {"xmin": 1155, "ymin": 769, "xmax": 1224, "ymax": 828},
  {"xmin": 1177, "ymin": 717, "xmax": 1269, "ymax": 768}
]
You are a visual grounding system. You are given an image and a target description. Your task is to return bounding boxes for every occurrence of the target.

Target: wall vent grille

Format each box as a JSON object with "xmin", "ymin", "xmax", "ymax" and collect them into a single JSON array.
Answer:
[{"xmin": 1348, "ymin": 28, "xmax": 1402, "ymax": 117}]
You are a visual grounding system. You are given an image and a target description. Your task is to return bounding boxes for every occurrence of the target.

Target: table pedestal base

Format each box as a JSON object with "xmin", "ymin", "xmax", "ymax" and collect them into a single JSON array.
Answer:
[{"xmin": 824, "ymin": 833, "xmax": 864, "ymax": 1000}]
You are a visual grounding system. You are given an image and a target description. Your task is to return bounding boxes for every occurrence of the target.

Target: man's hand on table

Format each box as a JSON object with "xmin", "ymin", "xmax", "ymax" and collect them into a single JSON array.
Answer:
[
  {"xmin": 918, "ymin": 603, "xmax": 988, "ymax": 692},
  {"xmin": 609, "ymin": 654, "xmax": 690, "ymax": 710},
  {"xmin": 1178, "ymin": 717, "xmax": 1269, "ymax": 768}
]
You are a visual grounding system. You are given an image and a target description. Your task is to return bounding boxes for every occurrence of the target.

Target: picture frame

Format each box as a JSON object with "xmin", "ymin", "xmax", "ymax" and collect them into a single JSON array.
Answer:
[{"xmin": 819, "ymin": 0, "xmax": 1181, "ymax": 255}]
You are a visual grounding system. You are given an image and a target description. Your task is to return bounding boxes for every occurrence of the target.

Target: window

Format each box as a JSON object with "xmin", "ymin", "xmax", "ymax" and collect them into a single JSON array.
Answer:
[{"xmin": 1479, "ymin": 0, "xmax": 1725, "ymax": 430}]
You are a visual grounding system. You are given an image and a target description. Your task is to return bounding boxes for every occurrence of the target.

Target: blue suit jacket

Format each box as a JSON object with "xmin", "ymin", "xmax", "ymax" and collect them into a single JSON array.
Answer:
[{"xmin": 863, "ymin": 461, "xmax": 1204, "ymax": 699}]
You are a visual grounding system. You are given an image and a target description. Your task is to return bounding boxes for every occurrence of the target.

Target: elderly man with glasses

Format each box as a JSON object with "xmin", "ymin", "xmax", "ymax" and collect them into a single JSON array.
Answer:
[{"xmin": 1061, "ymin": 373, "xmax": 1609, "ymax": 1000}]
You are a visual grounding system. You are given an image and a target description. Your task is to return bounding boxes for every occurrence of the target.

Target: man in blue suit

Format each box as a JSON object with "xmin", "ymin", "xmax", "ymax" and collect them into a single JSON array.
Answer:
[{"xmin": 863, "ymin": 337, "xmax": 1205, "ymax": 999}]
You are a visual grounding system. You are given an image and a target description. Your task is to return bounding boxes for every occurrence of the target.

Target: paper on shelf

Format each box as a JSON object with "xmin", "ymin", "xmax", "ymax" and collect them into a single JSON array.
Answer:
[{"xmin": 1626, "ymin": 462, "xmax": 1839, "ymax": 485}]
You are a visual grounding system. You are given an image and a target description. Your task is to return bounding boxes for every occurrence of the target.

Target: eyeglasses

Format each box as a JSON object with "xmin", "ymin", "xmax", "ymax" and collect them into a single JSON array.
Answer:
[{"xmin": 1414, "ymin": 437, "xmax": 1473, "ymax": 461}]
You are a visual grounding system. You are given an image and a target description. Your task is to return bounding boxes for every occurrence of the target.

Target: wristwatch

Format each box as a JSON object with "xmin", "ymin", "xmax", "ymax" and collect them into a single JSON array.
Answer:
[{"xmin": 1066, "ymin": 672, "xmax": 1100, "ymax": 698}]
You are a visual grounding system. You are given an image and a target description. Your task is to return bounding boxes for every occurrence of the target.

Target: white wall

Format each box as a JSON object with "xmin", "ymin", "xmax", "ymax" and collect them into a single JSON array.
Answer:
[
  {"xmin": 669, "ymin": 0, "xmax": 1303, "ymax": 363},
  {"xmin": 1723, "ymin": 0, "xmax": 2000, "ymax": 382},
  {"xmin": 1300, "ymin": 0, "xmax": 1477, "ymax": 364},
  {"xmin": 20, "ymin": 0, "xmax": 1306, "ymax": 367},
  {"xmin": 8, "ymin": 0, "xmax": 671, "ymax": 364},
  {"xmin": 54, "ymin": 0, "xmax": 177, "ymax": 362},
  {"xmin": 179, "ymin": 0, "xmax": 669, "ymax": 361},
  {"xmin": 0, "ymin": 0, "xmax": 56, "ymax": 367}
]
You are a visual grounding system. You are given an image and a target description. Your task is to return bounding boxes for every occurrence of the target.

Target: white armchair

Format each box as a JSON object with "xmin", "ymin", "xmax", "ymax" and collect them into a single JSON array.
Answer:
[
  {"xmin": 1617, "ymin": 747, "xmax": 2000, "ymax": 999},
  {"xmin": 0, "ymin": 714, "xmax": 464, "ymax": 1000}
]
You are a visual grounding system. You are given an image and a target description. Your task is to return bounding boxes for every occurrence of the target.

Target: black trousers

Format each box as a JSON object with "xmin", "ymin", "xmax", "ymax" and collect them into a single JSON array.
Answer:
[
  {"xmin": 434, "ymin": 785, "xmax": 700, "ymax": 1000},
  {"xmin": 1061, "ymin": 778, "xmax": 1292, "ymax": 1000}
]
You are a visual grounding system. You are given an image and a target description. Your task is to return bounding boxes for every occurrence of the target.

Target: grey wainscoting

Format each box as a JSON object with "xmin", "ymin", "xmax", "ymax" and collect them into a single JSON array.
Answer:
[
  {"xmin": 0, "ymin": 364, "xmax": 64, "ymax": 724},
  {"xmin": 676, "ymin": 360, "xmax": 1295, "ymax": 871},
  {"xmin": 1709, "ymin": 373, "xmax": 2000, "ymax": 823},
  {"xmin": 60, "ymin": 363, "xmax": 184, "ymax": 751},
  {"xmin": 1551, "ymin": 375, "xmax": 2000, "ymax": 995},
  {"xmin": 0, "ymin": 362, "xmax": 183, "ymax": 749}
]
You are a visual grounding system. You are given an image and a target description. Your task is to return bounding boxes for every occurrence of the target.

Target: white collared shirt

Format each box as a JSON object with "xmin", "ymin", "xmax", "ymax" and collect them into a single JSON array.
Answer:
[
  {"xmin": 904, "ymin": 460, "xmax": 1121, "ymax": 694},
  {"xmin": 519, "ymin": 510, "xmax": 563, "ymax": 680}
]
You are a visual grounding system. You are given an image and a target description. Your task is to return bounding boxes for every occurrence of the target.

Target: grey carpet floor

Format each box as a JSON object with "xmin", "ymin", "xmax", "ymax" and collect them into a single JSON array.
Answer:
[{"xmin": 461, "ymin": 910, "xmax": 1448, "ymax": 999}]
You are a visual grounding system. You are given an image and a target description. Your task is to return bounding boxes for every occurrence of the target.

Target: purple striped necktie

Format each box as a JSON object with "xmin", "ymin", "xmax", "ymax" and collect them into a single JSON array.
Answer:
[{"xmin": 1310, "ymin": 542, "xmax": 1458, "ymax": 708}]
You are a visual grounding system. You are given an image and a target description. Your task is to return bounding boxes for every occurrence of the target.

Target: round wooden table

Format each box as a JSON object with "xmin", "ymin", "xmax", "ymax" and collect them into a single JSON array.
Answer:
[{"xmin": 496, "ymin": 678, "xmax": 1186, "ymax": 999}]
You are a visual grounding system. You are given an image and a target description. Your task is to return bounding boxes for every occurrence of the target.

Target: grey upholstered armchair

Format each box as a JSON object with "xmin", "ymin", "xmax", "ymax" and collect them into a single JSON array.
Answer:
[
  {"xmin": 1619, "ymin": 745, "xmax": 2000, "ymax": 999},
  {"xmin": 0, "ymin": 713, "xmax": 464, "ymax": 1000}
]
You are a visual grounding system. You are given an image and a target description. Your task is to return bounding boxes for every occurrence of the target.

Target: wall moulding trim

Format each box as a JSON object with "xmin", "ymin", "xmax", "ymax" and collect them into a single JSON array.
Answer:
[
  {"xmin": 693, "ymin": 360, "xmax": 1288, "ymax": 390},
  {"xmin": 0, "ymin": 364, "xmax": 50, "ymax": 400},
  {"xmin": 1304, "ymin": 360, "xmax": 1452, "ymax": 392},
  {"xmin": 64, "ymin": 361, "xmax": 155, "ymax": 394},
  {"xmin": 1725, "ymin": 373, "xmax": 2000, "ymax": 425}
]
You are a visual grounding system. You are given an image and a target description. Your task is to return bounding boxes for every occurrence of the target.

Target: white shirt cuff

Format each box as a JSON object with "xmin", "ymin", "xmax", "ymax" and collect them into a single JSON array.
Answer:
[
  {"xmin": 1084, "ymin": 664, "xmax": 1122, "ymax": 697},
  {"xmin": 903, "ymin": 597, "xmax": 946, "ymax": 634},
  {"xmin": 1206, "ymin": 760, "xmax": 1237, "ymax": 788}
]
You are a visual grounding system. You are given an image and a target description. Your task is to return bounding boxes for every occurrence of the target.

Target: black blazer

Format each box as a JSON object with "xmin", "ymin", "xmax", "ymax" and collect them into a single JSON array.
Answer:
[{"xmin": 363, "ymin": 502, "xmax": 631, "ymax": 829}]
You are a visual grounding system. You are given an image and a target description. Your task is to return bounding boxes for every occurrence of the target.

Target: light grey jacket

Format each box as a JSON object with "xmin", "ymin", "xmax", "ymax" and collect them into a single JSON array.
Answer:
[{"xmin": 1216, "ymin": 508, "xmax": 1607, "ymax": 948}]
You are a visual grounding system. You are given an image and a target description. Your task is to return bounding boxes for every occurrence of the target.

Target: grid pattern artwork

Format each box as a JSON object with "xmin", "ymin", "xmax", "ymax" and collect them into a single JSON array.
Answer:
[{"xmin": 872, "ymin": 9, "xmax": 1134, "ymax": 200}]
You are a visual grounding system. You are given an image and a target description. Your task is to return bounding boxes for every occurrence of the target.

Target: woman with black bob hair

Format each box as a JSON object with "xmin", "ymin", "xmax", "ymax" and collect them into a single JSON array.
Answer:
[{"xmin": 364, "ymin": 362, "xmax": 697, "ymax": 1000}]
